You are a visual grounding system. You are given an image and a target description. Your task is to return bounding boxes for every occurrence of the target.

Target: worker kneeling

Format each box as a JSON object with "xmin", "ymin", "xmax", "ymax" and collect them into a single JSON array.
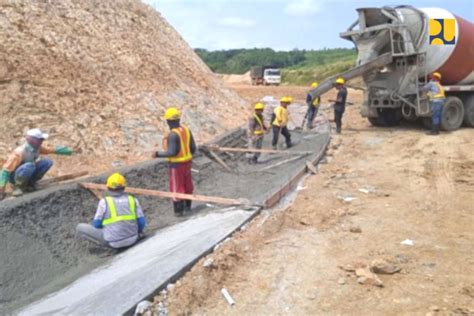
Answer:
[
  {"xmin": 76, "ymin": 173, "xmax": 146, "ymax": 249},
  {"xmin": 247, "ymin": 102, "xmax": 268, "ymax": 164}
]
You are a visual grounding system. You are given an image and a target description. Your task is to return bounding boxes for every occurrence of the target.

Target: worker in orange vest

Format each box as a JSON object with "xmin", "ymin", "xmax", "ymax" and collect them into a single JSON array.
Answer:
[{"xmin": 153, "ymin": 107, "xmax": 196, "ymax": 216}]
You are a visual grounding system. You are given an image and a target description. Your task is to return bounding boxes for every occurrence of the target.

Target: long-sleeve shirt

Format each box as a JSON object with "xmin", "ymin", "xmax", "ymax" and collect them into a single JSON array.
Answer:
[
  {"xmin": 422, "ymin": 81, "xmax": 445, "ymax": 100},
  {"xmin": 92, "ymin": 192, "xmax": 146, "ymax": 248},
  {"xmin": 0, "ymin": 143, "xmax": 72, "ymax": 188}
]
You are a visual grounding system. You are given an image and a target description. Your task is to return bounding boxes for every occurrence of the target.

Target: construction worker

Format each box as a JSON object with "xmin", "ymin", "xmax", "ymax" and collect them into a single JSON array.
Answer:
[
  {"xmin": 422, "ymin": 72, "xmax": 446, "ymax": 135},
  {"xmin": 247, "ymin": 102, "xmax": 268, "ymax": 164},
  {"xmin": 271, "ymin": 96, "xmax": 293, "ymax": 150},
  {"xmin": 76, "ymin": 173, "xmax": 146, "ymax": 249},
  {"xmin": 305, "ymin": 82, "xmax": 321, "ymax": 129},
  {"xmin": 333, "ymin": 77, "xmax": 348, "ymax": 134},
  {"xmin": 153, "ymin": 107, "xmax": 196, "ymax": 216},
  {"xmin": 0, "ymin": 128, "xmax": 79, "ymax": 200}
]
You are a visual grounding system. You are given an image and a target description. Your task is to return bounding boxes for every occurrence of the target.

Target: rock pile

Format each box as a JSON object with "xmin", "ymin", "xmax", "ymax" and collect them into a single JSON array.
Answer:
[{"xmin": 0, "ymin": 0, "xmax": 247, "ymax": 160}]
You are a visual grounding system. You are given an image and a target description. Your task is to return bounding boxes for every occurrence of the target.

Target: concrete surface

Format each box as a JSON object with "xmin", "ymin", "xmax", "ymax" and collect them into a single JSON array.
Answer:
[
  {"xmin": 18, "ymin": 208, "xmax": 256, "ymax": 315},
  {"xmin": 1, "ymin": 111, "xmax": 330, "ymax": 314}
]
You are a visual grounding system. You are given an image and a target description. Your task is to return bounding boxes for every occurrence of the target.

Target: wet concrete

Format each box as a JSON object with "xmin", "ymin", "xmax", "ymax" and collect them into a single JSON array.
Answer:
[{"xmin": 0, "ymin": 114, "xmax": 330, "ymax": 314}]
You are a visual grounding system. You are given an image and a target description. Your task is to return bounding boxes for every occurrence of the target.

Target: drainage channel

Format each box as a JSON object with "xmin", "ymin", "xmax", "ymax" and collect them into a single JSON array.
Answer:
[{"xmin": 2, "ymin": 117, "xmax": 330, "ymax": 315}]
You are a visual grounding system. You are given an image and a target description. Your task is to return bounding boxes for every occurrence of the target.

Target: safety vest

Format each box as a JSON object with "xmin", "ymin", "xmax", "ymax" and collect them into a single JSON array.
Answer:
[
  {"xmin": 272, "ymin": 106, "xmax": 288, "ymax": 127},
  {"xmin": 429, "ymin": 82, "xmax": 446, "ymax": 100},
  {"xmin": 253, "ymin": 114, "xmax": 265, "ymax": 135},
  {"xmin": 103, "ymin": 195, "xmax": 137, "ymax": 226},
  {"xmin": 312, "ymin": 96, "xmax": 321, "ymax": 107},
  {"xmin": 167, "ymin": 126, "xmax": 192, "ymax": 163}
]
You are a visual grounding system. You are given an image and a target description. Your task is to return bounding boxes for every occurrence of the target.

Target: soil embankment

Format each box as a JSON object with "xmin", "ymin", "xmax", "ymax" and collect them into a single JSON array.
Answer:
[{"xmin": 0, "ymin": 0, "xmax": 248, "ymax": 177}]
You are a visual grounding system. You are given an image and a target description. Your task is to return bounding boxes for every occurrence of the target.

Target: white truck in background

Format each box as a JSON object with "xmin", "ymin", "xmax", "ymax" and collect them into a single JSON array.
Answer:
[{"xmin": 250, "ymin": 66, "xmax": 281, "ymax": 86}]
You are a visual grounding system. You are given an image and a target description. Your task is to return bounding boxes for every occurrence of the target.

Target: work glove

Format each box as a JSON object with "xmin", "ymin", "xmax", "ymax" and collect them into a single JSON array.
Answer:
[{"xmin": 54, "ymin": 146, "xmax": 74, "ymax": 155}]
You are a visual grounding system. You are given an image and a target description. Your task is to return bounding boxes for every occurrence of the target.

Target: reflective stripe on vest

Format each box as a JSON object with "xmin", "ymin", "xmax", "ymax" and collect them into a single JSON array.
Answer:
[
  {"xmin": 168, "ymin": 126, "xmax": 192, "ymax": 163},
  {"xmin": 430, "ymin": 82, "xmax": 446, "ymax": 100},
  {"xmin": 103, "ymin": 195, "xmax": 137, "ymax": 226},
  {"xmin": 253, "ymin": 114, "xmax": 264, "ymax": 135}
]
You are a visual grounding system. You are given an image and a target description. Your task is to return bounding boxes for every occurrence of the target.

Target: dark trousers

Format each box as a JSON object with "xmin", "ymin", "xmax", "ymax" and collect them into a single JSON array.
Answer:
[
  {"xmin": 272, "ymin": 125, "xmax": 291, "ymax": 147},
  {"xmin": 334, "ymin": 106, "xmax": 345, "ymax": 132},
  {"xmin": 306, "ymin": 106, "xmax": 319, "ymax": 128}
]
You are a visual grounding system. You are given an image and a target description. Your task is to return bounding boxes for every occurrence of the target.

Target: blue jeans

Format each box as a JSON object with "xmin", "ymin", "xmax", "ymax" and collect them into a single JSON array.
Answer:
[
  {"xmin": 11, "ymin": 159, "xmax": 53, "ymax": 186},
  {"xmin": 431, "ymin": 99, "xmax": 444, "ymax": 125}
]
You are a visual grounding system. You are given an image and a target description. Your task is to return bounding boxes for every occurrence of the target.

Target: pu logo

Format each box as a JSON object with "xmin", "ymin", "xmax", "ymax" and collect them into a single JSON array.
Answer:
[{"xmin": 429, "ymin": 19, "xmax": 456, "ymax": 45}]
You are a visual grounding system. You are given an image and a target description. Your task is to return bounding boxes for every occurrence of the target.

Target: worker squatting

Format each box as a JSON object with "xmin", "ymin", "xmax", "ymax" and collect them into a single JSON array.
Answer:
[{"xmin": 0, "ymin": 73, "xmax": 444, "ymax": 250}]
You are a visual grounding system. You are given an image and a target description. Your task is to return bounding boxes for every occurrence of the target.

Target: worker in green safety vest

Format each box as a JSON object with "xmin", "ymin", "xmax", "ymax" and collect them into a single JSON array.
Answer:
[{"xmin": 76, "ymin": 173, "xmax": 146, "ymax": 249}]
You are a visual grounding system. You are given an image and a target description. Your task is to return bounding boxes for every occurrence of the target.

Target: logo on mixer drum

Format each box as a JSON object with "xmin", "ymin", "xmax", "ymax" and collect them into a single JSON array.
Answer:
[{"xmin": 429, "ymin": 19, "xmax": 456, "ymax": 45}]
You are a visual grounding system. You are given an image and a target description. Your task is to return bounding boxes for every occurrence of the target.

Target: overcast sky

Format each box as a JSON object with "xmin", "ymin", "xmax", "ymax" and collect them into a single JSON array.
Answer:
[{"xmin": 143, "ymin": 0, "xmax": 474, "ymax": 51}]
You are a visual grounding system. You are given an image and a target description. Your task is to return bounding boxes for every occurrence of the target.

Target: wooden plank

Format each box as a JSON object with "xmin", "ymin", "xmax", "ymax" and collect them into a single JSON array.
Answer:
[
  {"xmin": 87, "ymin": 188, "xmax": 103, "ymax": 199},
  {"xmin": 206, "ymin": 146, "xmax": 313, "ymax": 156},
  {"xmin": 38, "ymin": 171, "xmax": 89, "ymax": 186},
  {"xmin": 208, "ymin": 151, "xmax": 233, "ymax": 173},
  {"xmin": 306, "ymin": 160, "xmax": 318, "ymax": 174},
  {"xmin": 258, "ymin": 155, "xmax": 303, "ymax": 172},
  {"xmin": 80, "ymin": 183, "xmax": 247, "ymax": 206}
]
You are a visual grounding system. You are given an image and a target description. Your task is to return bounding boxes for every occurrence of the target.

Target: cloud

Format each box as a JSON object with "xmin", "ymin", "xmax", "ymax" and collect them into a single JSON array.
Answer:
[
  {"xmin": 218, "ymin": 17, "xmax": 255, "ymax": 28},
  {"xmin": 284, "ymin": 0, "xmax": 323, "ymax": 17}
]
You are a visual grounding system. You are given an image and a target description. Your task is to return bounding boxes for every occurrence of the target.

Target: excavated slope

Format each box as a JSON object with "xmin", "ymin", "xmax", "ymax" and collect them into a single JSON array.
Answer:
[{"xmin": 0, "ymin": 0, "xmax": 247, "ymax": 158}]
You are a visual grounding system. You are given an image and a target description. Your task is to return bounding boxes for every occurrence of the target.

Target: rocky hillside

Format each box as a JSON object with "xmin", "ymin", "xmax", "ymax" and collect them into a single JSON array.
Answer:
[{"xmin": 0, "ymin": 0, "xmax": 247, "ymax": 160}]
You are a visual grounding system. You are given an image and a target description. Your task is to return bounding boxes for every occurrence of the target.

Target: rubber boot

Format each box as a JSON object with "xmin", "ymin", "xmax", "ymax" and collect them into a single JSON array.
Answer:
[
  {"xmin": 252, "ymin": 157, "xmax": 258, "ymax": 164},
  {"xmin": 173, "ymin": 201, "xmax": 185, "ymax": 217},
  {"xmin": 185, "ymin": 200, "xmax": 192, "ymax": 213},
  {"xmin": 13, "ymin": 176, "xmax": 29, "ymax": 197},
  {"xmin": 427, "ymin": 124, "xmax": 440, "ymax": 135},
  {"xmin": 12, "ymin": 187, "xmax": 24, "ymax": 197}
]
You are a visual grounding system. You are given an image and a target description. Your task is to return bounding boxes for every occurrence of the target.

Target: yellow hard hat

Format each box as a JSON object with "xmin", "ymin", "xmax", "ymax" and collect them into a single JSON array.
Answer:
[
  {"xmin": 335, "ymin": 77, "xmax": 345, "ymax": 85},
  {"xmin": 164, "ymin": 107, "xmax": 181, "ymax": 120},
  {"xmin": 311, "ymin": 82, "xmax": 318, "ymax": 88},
  {"xmin": 432, "ymin": 72, "xmax": 442, "ymax": 80},
  {"xmin": 280, "ymin": 96, "xmax": 292, "ymax": 103},
  {"xmin": 106, "ymin": 173, "xmax": 126, "ymax": 189},
  {"xmin": 254, "ymin": 102, "xmax": 265, "ymax": 110}
]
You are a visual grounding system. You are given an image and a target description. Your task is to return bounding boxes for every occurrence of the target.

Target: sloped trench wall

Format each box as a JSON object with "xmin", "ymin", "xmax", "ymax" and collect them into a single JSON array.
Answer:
[{"xmin": 0, "ymin": 127, "xmax": 245, "ymax": 313}]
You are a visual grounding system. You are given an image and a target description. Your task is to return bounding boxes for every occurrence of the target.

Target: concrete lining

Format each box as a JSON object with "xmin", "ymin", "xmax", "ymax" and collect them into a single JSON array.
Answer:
[
  {"xmin": 1, "ymin": 115, "xmax": 330, "ymax": 314},
  {"xmin": 18, "ymin": 209, "xmax": 258, "ymax": 315}
]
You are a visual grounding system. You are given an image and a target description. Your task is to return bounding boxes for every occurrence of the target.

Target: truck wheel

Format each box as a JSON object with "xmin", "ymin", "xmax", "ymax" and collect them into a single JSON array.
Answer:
[
  {"xmin": 368, "ymin": 117, "xmax": 382, "ymax": 126},
  {"xmin": 463, "ymin": 95, "xmax": 474, "ymax": 127},
  {"xmin": 441, "ymin": 97, "xmax": 464, "ymax": 131}
]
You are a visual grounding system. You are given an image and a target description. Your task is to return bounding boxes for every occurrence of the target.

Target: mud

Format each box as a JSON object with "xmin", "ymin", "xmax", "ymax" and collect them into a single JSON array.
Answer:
[{"xmin": 0, "ymin": 113, "xmax": 330, "ymax": 313}]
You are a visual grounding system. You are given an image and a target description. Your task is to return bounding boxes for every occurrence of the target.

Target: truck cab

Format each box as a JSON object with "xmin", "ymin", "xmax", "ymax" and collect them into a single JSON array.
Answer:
[{"xmin": 263, "ymin": 68, "xmax": 281, "ymax": 86}]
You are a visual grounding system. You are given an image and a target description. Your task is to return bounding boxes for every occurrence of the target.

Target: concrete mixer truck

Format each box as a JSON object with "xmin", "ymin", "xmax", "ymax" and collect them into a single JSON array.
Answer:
[{"xmin": 308, "ymin": 6, "xmax": 474, "ymax": 130}]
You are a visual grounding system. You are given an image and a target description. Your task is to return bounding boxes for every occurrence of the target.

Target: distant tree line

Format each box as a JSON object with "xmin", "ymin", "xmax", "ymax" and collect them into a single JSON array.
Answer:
[{"xmin": 194, "ymin": 48, "xmax": 356, "ymax": 74}]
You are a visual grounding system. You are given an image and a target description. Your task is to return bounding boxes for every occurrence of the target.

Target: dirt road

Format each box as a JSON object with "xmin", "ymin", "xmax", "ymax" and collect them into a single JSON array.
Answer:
[{"xmin": 154, "ymin": 84, "xmax": 474, "ymax": 315}]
